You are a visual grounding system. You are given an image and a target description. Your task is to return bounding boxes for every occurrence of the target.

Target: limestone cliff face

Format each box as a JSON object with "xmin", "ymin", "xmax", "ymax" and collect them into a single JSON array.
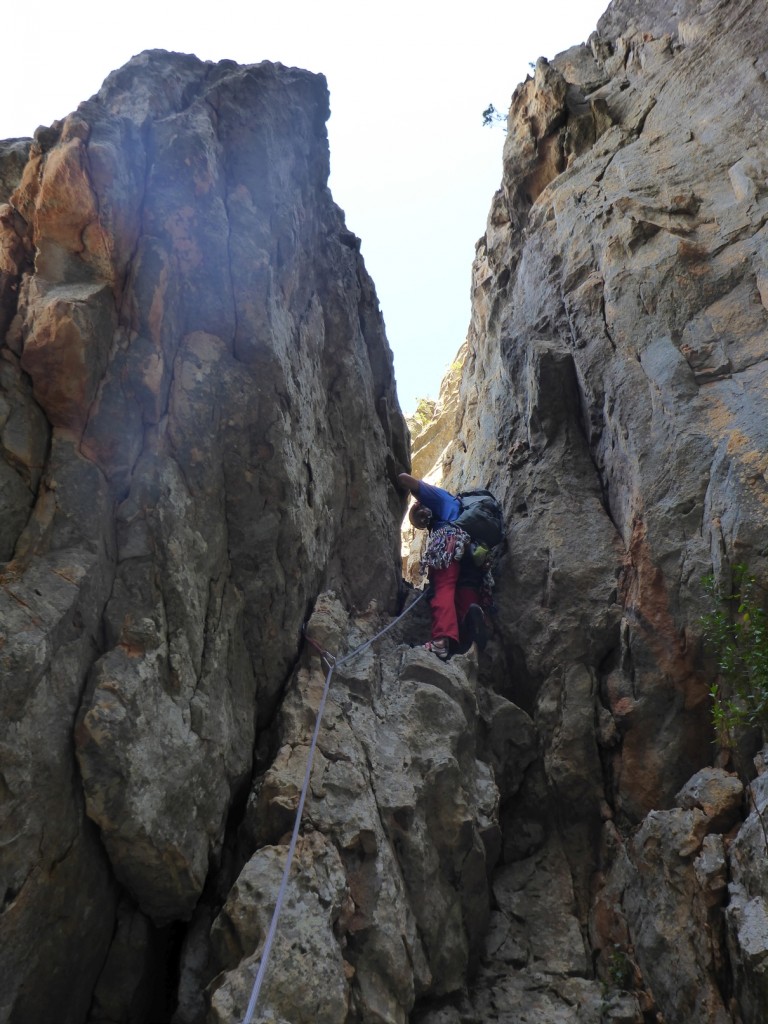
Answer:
[
  {"xmin": 0, "ymin": 51, "xmax": 410, "ymax": 1023},
  {"xmin": 413, "ymin": 0, "xmax": 768, "ymax": 1020},
  {"xmin": 4, "ymin": 2, "xmax": 768, "ymax": 1022}
]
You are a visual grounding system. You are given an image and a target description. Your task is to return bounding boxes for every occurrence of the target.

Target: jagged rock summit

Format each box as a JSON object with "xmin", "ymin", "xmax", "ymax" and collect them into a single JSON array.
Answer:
[{"xmin": 0, "ymin": 49, "xmax": 411, "ymax": 1023}]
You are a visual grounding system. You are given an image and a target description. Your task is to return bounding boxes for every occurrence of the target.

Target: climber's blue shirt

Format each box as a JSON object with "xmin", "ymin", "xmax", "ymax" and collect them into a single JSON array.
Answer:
[{"xmin": 417, "ymin": 481, "xmax": 461, "ymax": 529}]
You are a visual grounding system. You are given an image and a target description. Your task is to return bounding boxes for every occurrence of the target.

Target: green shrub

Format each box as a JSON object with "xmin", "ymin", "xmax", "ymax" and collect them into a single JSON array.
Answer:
[
  {"xmin": 410, "ymin": 398, "xmax": 436, "ymax": 429},
  {"xmin": 607, "ymin": 946, "xmax": 633, "ymax": 989},
  {"xmin": 701, "ymin": 563, "xmax": 768, "ymax": 736}
]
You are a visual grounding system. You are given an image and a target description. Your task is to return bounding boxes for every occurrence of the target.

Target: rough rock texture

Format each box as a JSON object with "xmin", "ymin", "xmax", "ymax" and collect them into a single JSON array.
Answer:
[
  {"xmin": 0, "ymin": 51, "xmax": 409, "ymax": 1023},
  {"xmin": 189, "ymin": 592, "xmax": 528, "ymax": 1024},
  {"xmin": 413, "ymin": 0, "xmax": 768, "ymax": 1021},
  {"xmin": 4, "ymin": 1, "xmax": 768, "ymax": 1022}
]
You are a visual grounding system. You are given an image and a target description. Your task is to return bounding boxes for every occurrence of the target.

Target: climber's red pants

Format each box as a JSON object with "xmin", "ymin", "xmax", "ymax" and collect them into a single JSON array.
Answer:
[{"xmin": 428, "ymin": 560, "xmax": 480, "ymax": 643}]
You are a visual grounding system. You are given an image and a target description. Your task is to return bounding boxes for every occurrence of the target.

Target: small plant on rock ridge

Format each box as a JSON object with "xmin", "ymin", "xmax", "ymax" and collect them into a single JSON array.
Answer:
[
  {"xmin": 701, "ymin": 563, "xmax": 768, "ymax": 855},
  {"xmin": 409, "ymin": 397, "xmax": 436, "ymax": 431},
  {"xmin": 701, "ymin": 563, "xmax": 768, "ymax": 737},
  {"xmin": 607, "ymin": 945, "xmax": 633, "ymax": 989}
]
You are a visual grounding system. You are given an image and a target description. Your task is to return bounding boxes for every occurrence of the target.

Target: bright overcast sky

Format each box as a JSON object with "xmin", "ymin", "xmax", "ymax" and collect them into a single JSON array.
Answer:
[{"xmin": 3, "ymin": 0, "xmax": 610, "ymax": 414}]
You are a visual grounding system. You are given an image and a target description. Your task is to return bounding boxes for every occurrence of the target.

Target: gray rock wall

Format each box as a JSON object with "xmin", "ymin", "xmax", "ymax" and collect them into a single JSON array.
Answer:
[
  {"xmin": 193, "ymin": 592, "xmax": 521, "ymax": 1024},
  {"xmin": 0, "ymin": 51, "xmax": 408, "ymax": 1023},
  {"xmin": 412, "ymin": 0, "xmax": 768, "ymax": 1020},
  {"xmin": 3, "ymin": 1, "xmax": 768, "ymax": 1021}
]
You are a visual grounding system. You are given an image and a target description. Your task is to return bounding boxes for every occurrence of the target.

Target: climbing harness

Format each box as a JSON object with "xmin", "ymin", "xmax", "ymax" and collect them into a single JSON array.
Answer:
[
  {"xmin": 420, "ymin": 522, "xmax": 470, "ymax": 572},
  {"xmin": 241, "ymin": 587, "xmax": 427, "ymax": 1024}
]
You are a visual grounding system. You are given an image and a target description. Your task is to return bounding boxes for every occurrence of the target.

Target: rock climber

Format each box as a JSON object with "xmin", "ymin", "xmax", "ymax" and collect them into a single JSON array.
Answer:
[{"xmin": 398, "ymin": 472, "xmax": 492, "ymax": 661}]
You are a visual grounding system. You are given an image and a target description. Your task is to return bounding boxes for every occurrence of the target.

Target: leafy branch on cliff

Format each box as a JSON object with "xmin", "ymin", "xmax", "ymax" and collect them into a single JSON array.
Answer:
[
  {"xmin": 702, "ymin": 563, "xmax": 768, "ymax": 853},
  {"xmin": 409, "ymin": 397, "xmax": 436, "ymax": 431},
  {"xmin": 701, "ymin": 563, "xmax": 768, "ymax": 737}
]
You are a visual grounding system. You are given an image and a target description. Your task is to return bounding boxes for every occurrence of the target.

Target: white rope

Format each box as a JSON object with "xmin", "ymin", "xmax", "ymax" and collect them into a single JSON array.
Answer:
[{"xmin": 241, "ymin": 587, "xmax": 427, "ymax": 1024}]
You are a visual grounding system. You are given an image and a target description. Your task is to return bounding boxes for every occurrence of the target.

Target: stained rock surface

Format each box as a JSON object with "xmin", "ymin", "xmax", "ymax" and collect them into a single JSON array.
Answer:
[
  {"xmin": 3, "ymin": 0, "xmax": 768, "ymax": 1022},
  {"xmin": 0, "ymin": 51, "xmax": 409, "ymax": 1023},
  {"xmin": 408, "ymin": 0, "xmax": 768, "ymax": 1020}
]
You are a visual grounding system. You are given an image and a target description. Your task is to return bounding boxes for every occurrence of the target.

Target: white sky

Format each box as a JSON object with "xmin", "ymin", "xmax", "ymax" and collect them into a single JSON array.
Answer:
[{"xmin": 3, "ymin": 0, "xmax": 610, "ymax": 414}]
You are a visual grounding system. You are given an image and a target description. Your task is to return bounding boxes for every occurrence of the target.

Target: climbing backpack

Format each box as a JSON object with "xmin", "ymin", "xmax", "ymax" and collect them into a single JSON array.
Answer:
[{"xmin": 452, "ymin": 490, "xmax": 504, "ymax": 550}]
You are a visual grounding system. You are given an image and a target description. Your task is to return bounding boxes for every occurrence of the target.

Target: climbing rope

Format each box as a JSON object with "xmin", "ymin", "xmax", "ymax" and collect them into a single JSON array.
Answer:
[{"xmin": 241, "ymin": 586, "xmax": 427, "ymax": 1024}]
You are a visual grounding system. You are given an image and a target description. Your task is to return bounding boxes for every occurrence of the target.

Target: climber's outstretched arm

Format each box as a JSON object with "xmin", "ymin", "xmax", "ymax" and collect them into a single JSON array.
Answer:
[{"xmin": 398, "ymin": 472, "xmax": 421, "ymax": 496}]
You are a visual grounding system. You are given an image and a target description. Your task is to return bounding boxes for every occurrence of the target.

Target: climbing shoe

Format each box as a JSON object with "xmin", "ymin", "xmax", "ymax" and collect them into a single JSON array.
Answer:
[
  {"xmin": 465, "ymin": 604, "xmax": 488, "ymax": 651},
  {"xmin": 423, "ymin": 638, "xmax": 451, "ymax": 661}
]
